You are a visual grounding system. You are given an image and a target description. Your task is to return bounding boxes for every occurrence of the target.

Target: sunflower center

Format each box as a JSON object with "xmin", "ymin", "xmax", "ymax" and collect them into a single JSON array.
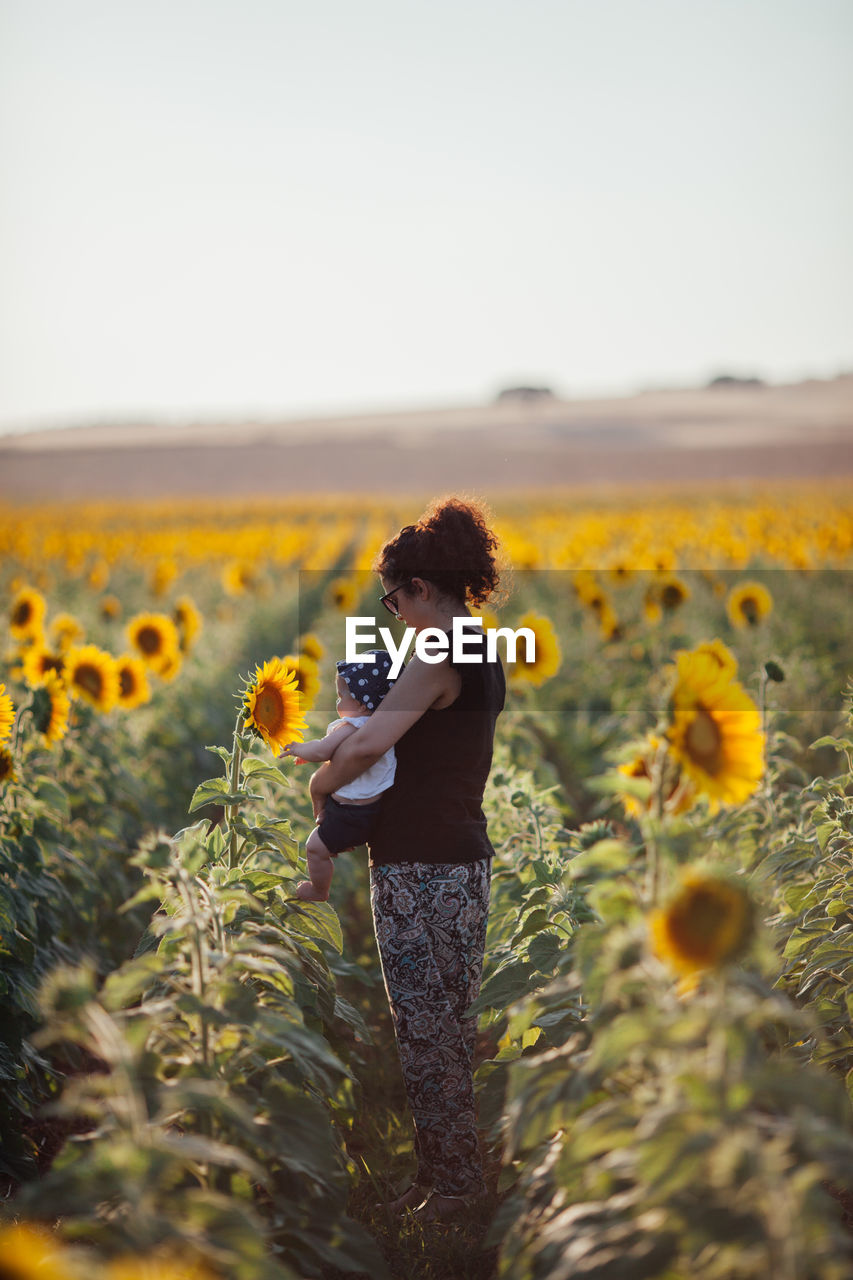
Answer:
[
  {"xmin": 12, "ymin": 602, "xmax": 32, "ymax": 627},
  {"xmin": 684, "ymin": 707, "xmax": 723, "ymax": 774},
  {"xmin": 0, "ymin": 751, "xmax": 13, "ymax": 782},
  {"xmin": 255, "ymin": 686, "xmax": 285, "ymax": 732},
  {"xmin": 75, "ymin": 664, "xmax": 104, "ymax": 697},
  {"xmin": 137, "ymin": 626, "xmax": 163, "ymax": 655},
  {"xmin": 661, "ymin": 584, "xmax": 684, "ymax": 609},
  {"xmin": 669, "ymin": 888, "xmax": 733, "ymax": 960},
  {"xmin": 739, "ymin": 597, "xmax": 759, "ymax": 625},
  {"xmin": 120, "ymin": 669, "xmax": 137, "ymax": 698}
]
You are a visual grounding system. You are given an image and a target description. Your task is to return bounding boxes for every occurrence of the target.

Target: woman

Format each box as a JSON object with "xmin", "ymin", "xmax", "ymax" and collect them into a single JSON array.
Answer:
[{"xmin": 309, "ymin": 496, "xmax": 505, "ymax": 1224}]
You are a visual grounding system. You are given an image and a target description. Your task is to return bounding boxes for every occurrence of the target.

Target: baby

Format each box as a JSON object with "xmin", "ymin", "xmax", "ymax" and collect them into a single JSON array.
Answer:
[{"xmin": 284, "ymin": 650, "xmax": 396, "ymax": 902}]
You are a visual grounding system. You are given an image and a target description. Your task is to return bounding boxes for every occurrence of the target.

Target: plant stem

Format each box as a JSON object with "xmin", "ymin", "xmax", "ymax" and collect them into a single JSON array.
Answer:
[{"xmin": 227, "ymin": 711, "xmax": 244, "ymax": 870}]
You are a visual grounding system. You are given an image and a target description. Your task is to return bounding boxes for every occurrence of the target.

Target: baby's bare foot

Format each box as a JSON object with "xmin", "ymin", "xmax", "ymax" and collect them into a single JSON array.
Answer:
[{"xmin": 296, "ymin": 880, "xmax": 329, "ymax": 902}]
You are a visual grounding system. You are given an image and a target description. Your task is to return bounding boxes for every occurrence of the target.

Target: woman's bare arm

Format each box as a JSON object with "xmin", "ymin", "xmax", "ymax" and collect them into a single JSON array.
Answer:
[{"xmin": 309, "ymin": 655, "xmax": 457, "ymax": 806}]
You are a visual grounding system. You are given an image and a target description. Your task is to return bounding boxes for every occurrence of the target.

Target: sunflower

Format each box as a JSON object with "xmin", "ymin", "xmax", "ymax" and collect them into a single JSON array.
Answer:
[
  {"xmin": 156, "ymin": 650, "xmax": 183, "ymax": 683},
  {"xmin": 243, "ymin": 657, "xmax": 306, "ymax": 756},
  {"xmin": 726, "ymin": 581, "xmax": 773, "ymax": 628},
  {"xmin": 65, "ymin": 644, "xmax": 120, "ymax": 712},
  {"xmin": 649, "ymin": 870, "xmax": 754, "ymax": 977},
  {"xmin": 690, "ymin": 638, "xmax": 738, "ymax": 680},
  {"xmin": 665, "ymin": 646, "xmax": 764, "ymax": 809},
  {"xmin": 0, "ymin": 682, "xmax": 14, "ymax": 745},
  {"xmin": 10, "ymin": 586, "xmax": 47, "ymax": 641},
  {"xmin": 127, "ymin": 613, "xmax": 181, "ymax": 675},
  {"xmin": 0, "ymin": 1223, "xmax": 75, "ymax": 1280},
  {"xmin": 21, "ymin": 644, "xmax": 66, "ymax": 689},
  {"xmin": 222, "ymin": 560, "xmax": 256, "ymax": 596},
  {"xmin": 0, "ymin": 746, "xmax": 16, "ymax": 786},
  {"xmin": 150, "ymin": 557, "xmax": 178, "ymax": 597},
  {"xmin": 116, "ymin": 654, "xmax": 152, "ymax": 710},
  {"xmin": 100, "ymin": 594, "xmax": 122, "ymax": 620},
  {"xmin": 49, "ymin": 612, "xmax": 84, "ymax": 651},
  {"xmin": 173, "ymin": 595, "xmax": 203, "ymax": 652},
  {"xmin": 617, "ymin": 734, "xmax": 695, "ymax": 818},
  {"xmin": 508, "ymin": 611, "xmax": 562, "ymax": 687},
  {"xmin": 281, "ymin": 653, "xmax": 321, "ymax": 710},
  {"xmin": 297, "ymin": 632, "xmax": 325, "ymax": 663},
  {"xmin": 326, "ymin": 575, "xmax": 360, "ymax": 613},
  {"xmin": 88, "ymin": 559, "xmax": 110, "ymax": 591},
  {"xmin": 656, "ymin": 574, "xmax": 691, "ymax": 612},
  {"xmin": 31, "ymin": 671, "xmax": 71, "ymax": 746}
]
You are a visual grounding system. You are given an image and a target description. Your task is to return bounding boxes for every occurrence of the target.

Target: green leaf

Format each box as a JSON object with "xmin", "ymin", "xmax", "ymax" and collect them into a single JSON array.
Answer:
[
  {"xmin": 285, "ymin": 901, "xmax": 343, "ymax": 954},
  {"xmin": 511, "ymin": 908, "xmax": 552, "ymax": 946},
  {"xmin": 205, "ymin": 745, "xmax": 232, "ymax": 762},
  {"xmin": 810, "ymin": 735, "xmax": 853, "ymax": 752},
  {"xmin": 242, "ymin": 758, "xmax": 290, "ymax": 788},
  {"xmin": 188, "ymin": 778, "xmax": 260, "ymax": 813},
  {"xmin": 470, "ymin": 959, "xmax": 536, "ymax": 1015},
  {"xmin": 35, "ymin": 779, "xmax": 70, "ymax": 821}
]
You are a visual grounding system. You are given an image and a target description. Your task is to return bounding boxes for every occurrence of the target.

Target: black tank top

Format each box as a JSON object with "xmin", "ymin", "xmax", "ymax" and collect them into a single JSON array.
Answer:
[{"xmin": 367, "ymin": 631, "xmax": 505, "ymax": 867}]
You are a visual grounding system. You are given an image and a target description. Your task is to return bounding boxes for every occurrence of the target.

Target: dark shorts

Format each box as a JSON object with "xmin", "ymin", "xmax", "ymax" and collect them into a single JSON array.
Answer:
[{"xmin": 318, "ymin": 795, "xmax": 383, "ymax": 856}]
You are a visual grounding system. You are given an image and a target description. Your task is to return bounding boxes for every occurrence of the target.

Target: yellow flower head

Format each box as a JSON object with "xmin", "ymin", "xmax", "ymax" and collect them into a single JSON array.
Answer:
[
  {"xmin": 10, "ymin": 586, "xmax": 47, "ymax": 641},
  {"xmin": 243, "ymin": 657, "xmax": 307, "ymax": 756},
  {"xmin": 127, "ymin": 613, "xmax": 181, "ymax": 675},
  {"xmin": 297, "ymin": 632, "xmax": 325, "ymax": 663},
  {"xmin": 21, "ymin": 644, "xmax": 66, "ymax": 689},
  {"xmin": 173, "ymin": 596, "xmax": 203, "ymax": 653},
  {"xmin": 100, "ymin": 594, "xmax": 123, "ymax": 621},
  {"xmin": 0, "ymin": 682, "xmax": 15, "ymax": 745},
  {"xmin": 49, "ymin": 612, "xmax": 85, "ymax": 651},
  {"xmin": 665, "ymin": 645, "xmax": 764, "ymax": 810},
  {"xmin": 326, "ymin": 575, "xmax": 360, "ymax": 613},
  {"xmin": 222, "ymin": 560, "xmax": 256, "ymax": 596},
  {"xmin": 0, "ymin": 1223, "xmax": 76, "ymax": 1280},
  {"xmin": 281, "ymin": 653, "xmax": 321, "ymax": 711},
  {"xmin": 508, "ymin": 611, "xmax": 562, "ymax": 687},
  {"xmin": 150, "ymin": 557, "xmax": 178, "ymax": 597},
  {"xmin": 65, "ymin": 644, "xmax": 120, "ymax": 713},
  {"xmin": 617, "ymin": 734, "xmax": 695, "ymax": 818},
  {"xmin": 31, "ymin": 671, "xmax": 71, "ymax": 746},
  {"xmin": 116, "ymin": 654, "xmax": 152, "ymax": 710},
  {"xmin": 88, "ymin": 558, "xmax": 110, "ymax": 591},
  {"xmin": 726, "ymin": 580, "xmax": 773, "ymax": 628},
  {"xmin": 656, "ymin": 574, "xmax": 691, "ymax": 612},
  {"xmin": 690, "ymin": 638, "xmax": 738, "ymax": 680},
  {"xmin": 649, "ymin": 869, "xmax": 755, "ymax": 977}
]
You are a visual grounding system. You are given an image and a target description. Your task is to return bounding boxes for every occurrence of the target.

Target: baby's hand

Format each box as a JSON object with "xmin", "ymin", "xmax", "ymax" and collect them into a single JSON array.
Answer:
[{"xmin": 282, "ymin": 742, "xmax": 305, "ymax": 760}]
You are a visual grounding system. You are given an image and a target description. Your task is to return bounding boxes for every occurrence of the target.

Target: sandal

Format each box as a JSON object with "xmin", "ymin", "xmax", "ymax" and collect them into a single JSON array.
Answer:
[
  {"xmin": 411, "ymin": 1190, "xmax": 478, "ymax": 1224},
  {"xmin": 373, "ymin": 1183, "xmax": 430, "ymax": 1214}
]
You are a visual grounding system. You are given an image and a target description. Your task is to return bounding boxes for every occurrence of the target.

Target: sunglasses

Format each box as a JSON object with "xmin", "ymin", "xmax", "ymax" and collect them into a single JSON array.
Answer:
[{"xmin": 379, "ymin": 579, "xmax": 416, "ymax": 616}]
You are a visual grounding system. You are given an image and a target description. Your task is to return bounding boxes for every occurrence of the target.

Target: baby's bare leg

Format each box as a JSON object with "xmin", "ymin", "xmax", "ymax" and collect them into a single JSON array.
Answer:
[{"xmin": 296, "ymin": 827, "xmax": 335, "ymax": 901}]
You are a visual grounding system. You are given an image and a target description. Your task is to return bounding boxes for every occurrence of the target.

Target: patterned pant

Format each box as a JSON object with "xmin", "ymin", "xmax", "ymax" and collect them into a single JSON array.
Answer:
[{"xmin": 369, "ymin": 858, "xmax": 491, "ymax": 1197}]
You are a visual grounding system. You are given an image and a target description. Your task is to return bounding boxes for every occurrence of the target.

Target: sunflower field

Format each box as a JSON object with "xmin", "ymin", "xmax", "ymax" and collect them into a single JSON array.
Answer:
[{"xmin": 1, "ymin": 484, "xmax": 852, "ymax": 1280}]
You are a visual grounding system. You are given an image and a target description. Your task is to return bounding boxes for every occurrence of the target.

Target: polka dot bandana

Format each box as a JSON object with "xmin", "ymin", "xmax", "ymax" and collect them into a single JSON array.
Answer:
[{"xmin": 336, "ymin": 649, "xmax": 395, "ymax": 710}]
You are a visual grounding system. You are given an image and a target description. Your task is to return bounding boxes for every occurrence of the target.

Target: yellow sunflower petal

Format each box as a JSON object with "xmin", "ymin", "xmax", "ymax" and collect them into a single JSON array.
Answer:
[{"xmin": 243, "ymin": 657, "xmax": 307, "ymax": 755}]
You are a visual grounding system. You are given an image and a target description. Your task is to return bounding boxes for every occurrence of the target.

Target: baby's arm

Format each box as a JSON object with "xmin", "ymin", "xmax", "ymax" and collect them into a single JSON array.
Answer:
[{"xmin": 283, "ymin": 720, "xmax": 359, "ymax": 762}]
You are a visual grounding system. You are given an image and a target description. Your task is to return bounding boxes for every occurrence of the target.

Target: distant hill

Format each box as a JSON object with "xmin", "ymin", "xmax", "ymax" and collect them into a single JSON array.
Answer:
[{"xmin": 1, "ymin": 376, "xmax": 851, "ymax": 500}]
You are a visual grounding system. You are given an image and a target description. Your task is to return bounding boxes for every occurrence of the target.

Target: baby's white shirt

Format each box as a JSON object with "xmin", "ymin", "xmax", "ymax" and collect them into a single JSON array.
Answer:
[{"xmin": 328, "ymin": 714, "xmax": 396, "ymax": 801}]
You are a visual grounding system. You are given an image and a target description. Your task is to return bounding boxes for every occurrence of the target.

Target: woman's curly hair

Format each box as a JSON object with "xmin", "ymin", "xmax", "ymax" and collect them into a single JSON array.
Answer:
[{"xmin": 374, "ymin": 495, "xmax": 502, "ymax": 606}]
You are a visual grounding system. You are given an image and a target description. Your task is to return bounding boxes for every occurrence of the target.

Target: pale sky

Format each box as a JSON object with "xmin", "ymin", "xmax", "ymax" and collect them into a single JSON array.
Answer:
[{"xmin": 1, "ymin": 0, "xmax": 851, "ymax": 433}]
